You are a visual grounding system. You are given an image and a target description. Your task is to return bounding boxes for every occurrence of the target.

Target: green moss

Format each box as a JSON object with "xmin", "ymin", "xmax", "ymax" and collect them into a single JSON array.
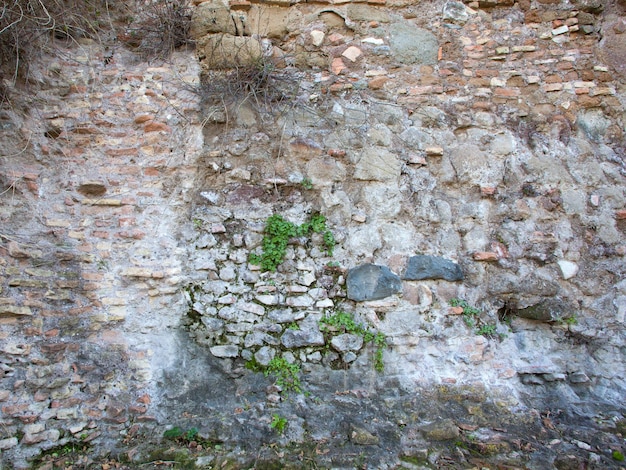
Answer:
[{"xmin": 613, "ymin": 450, "xmax": 625, "ymax": 461}]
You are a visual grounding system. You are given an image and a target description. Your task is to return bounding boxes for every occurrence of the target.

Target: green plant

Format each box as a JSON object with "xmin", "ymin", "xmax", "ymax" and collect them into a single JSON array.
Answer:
[
  {"xmin": 613, "ymin": 450, "xmax": 625, "ymax": 461},
  {"xmin": 476, "ymin": 323, "xmax": 497, "ymax": 338},
  {"xmin": 560, "ymin": 315, "xmax": 578, "ymax": 325},
  {"xmin": 449, "ymin": 298, "xmax": 481, "ymax": 327},
  {"xmin": 163, "ymin": 426, "xmax": 185, "ymax": 440},
  {"xmin": 301, "ymin": 178, "xmax": 313, "ymax": 190},
  {"xmin": 163, "ymin": 426, "xmax": 199, "ymax": 443},
  {"xmin": 265, "ymin": 357, "xmax": 302, "ymax": 394},
  {"xmin": 319, "ymin": 310, "xmax": 387, "ymax": 372},
  {"xmin": 192, "ymin": 218, "xmax": 202, "ymax": 229},
  {"xmin": 249, "ymin": 213, "xmax": 336, "ymax": 271},
  {"xmin": 270, "ymin": 414, "xmax": 287, "ymax": 434},
  {"xmin": 287, "ymin": 322, "xmax": 300, "ymax": 330}
]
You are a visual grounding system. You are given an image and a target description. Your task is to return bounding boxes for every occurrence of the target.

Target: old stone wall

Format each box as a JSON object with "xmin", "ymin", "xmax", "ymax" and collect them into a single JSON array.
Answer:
[{"xmin": 0, "ymin": 0, "xmax": 625, "ymax": 468}]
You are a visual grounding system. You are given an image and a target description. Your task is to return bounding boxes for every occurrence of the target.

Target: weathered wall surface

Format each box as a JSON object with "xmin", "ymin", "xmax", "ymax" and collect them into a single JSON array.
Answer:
[{"xmin": 0, "ymin": 0, "xmax": 625, "ymax": 468}]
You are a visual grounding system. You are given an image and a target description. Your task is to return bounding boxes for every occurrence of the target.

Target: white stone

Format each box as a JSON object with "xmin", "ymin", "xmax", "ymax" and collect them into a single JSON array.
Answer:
[
  {"xmin": 310, "ymin": 30, "xmax": 325, "ymax": 47},
  {"xmin": 557, "ymin": 260, "xmax": 579, "ymax": 280},
  {"xmin": 362, "ymin": 37, "xmax": 384, "ymax": 45},
  {"xmin": 238, "ymin": 301, "xmax": 265, "ymax": 316},
  {"xmin": 255, "ymin": 294, "xmax": 281, "ymax": 305},
  {"xmin": 0, "ymin": 437, "xmax": 18, "ymax": 450},
  {"xmin": 210, "ymin": 345, "xmax": 239, "ymax": 358},
  {"xmin": 301, "ymin": 272, "xmax": 317, "ymax": 286},
  {"xmin": 551, "ymin": 25, "xmax": 569, "ymax": 36}
]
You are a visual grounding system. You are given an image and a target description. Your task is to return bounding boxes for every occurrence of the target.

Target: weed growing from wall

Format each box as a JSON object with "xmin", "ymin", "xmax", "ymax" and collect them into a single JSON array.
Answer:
[
  {"xmin": 450, "ymin": 298, "xmax": 502, "ymax": 339},
  {"xmin": 319, "ymin": 310, "xmax": 387, "ymax": 372},
  {"xmin": 270, "ymin": 414, "xmax": 287, "ymax": 434},
  {"xmin": 249, "ymin": 213, "xmax": 335, "ymax": 272},
  {"xmin": 265, "ymin": 357, "xmax": 302, "ymax": 394}
]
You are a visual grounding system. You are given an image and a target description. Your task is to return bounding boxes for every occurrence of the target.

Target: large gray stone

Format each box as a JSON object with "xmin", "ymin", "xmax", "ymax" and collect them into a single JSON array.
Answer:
[
  {"xmin": 281, "ymin": 327, "xmax": 325, "ymax": 348},
  {"xmin": 402, "ymin": 255, "xmax": 463, "ymax": 282},
  {"xmin": 331, "ymin": 333, "xmax": 364, "ymax": 352},
  {"xmin": 354, "ymin": 147, "xmax": 401, "ymax": 181},
  {"xmin": 516, "ymin": 298, "xmax": 577, "ymax": 322},
  {"xmin": 577, "ymin": 109, "xmax": 610, "ymax": 142},
  {"xmin": 347, "ymin": 264, "xmax": 402, "ymax": 301},
  {"xmin": 389, "ymin": 23, "xmax": 439, "ymax": 65},
  {"xmin": 443, "ymin": 1, "xmax": 469, "ymax": 24}
]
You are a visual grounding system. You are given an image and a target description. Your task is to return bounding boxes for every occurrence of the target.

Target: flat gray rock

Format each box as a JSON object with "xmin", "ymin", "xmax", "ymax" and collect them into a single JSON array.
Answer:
[
  {"xmin": 347, "ymin": 264, "xmax": 402, "ymax": 301},
  {"xmin": 402, "ymin": 255, "xmax": 463, "ymax": 282}
]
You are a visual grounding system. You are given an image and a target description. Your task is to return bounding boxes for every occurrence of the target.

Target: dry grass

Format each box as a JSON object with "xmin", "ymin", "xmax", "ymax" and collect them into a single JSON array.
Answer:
[{"xmin": 0, "ymin": 0, "xmax": 192, "ymax": 104}]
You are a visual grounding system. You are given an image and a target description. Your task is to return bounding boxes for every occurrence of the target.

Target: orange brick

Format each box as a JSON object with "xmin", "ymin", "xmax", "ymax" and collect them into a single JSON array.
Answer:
[{"xmin": 473, "ymin": 251, "xmax": 499, "ymax": 261}]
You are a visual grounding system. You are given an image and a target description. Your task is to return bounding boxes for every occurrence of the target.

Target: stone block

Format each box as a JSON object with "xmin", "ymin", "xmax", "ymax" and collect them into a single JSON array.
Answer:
[
  {"xmin": 347, "ymin": 264, "xmax": 402, "ymax": 301},
  {"xmin": 402, "ymin": 255, "xmax": 463, "ymax": 281},
  {"xmin": 198, "ymin": 34, "xmax": 263, "ymax": 70}
]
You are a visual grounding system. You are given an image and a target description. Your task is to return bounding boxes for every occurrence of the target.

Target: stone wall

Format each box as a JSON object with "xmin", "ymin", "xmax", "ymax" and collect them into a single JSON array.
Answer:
[{"xmin": 0, "ymin": 0, "xmax": 625, "ymax": 467}]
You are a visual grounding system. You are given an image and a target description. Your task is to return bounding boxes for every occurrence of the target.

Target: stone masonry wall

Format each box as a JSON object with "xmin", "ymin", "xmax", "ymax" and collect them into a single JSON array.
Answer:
[{"xmin": 0, "ymin": 0, "xmax": 625, "ymax": 468}]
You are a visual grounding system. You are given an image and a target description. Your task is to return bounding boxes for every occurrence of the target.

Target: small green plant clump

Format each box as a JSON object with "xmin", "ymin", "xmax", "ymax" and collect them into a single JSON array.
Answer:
[
  {"xmin": 450, "ymin": 299, "xmax": 501, "ymax": 339},
  {"xmin": 265, "ymin": 357, "xmax": 302, "ymax": 394},
  {"xmin": 270, "ymin": 413, "xmax": 288, "ymax": 434},
  {"xmin": 613, "ymin": 450, "xmax": 625, "ymax": 461},
  {"xmin": 301, "ymin": 178, "xmax": 313, "ymax": 190},
  {"xmin": 320, "ymin": 310, "xmax": 387, "ymax": 372},
  {"xmin": 449, "ymin": 298, "xmax": 481, "ymax": 327},
  {"xmin": 163, "ymin": 426, "xmax": 199, "ymax": 443},
  {"xmin": 476, "ymin": 323, "xmax": 497, "ymax": 337},
  {"xmin": 249, "ymin": 213, "xmax": 335, "ymax": 272}
]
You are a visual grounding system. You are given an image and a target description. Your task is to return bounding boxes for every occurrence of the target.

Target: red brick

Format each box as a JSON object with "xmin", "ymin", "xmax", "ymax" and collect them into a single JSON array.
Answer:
[
  {"xmin": 494, "ymin": 88, "xmax": 520, "ymax": 97},
  {"xmin": 473, "ymin": 251, "xmax": 499, "ymax": 261},
  {"xmin": 106, "ymin": 148, "xmax": 138, "ymax": 157},
  {"xmin": 144, "ymin": 121, "xmax": 171, "ymax": 133},
  {"xmin": 616, "ymin": 210, "xmax": 626, "ymax": 220},
  {"xmin": 143, "ymin": 167, "xmax": 160, "ymax": 176}
]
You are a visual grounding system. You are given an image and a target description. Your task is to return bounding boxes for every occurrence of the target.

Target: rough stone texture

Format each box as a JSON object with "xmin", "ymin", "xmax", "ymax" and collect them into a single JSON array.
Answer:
[
  {"xmin": 346, "ymin": 264, "xmax": 402, "ymax": 301},
  {"xmin": 403, "ymin": 255, "xmax": 464, "ymax": 281},
  {"xmin": 388, "ymin": 23, "xmax": 439, "ymax": 65},
  {"xmin": 0, "ymin": 0, "xmax": 625, "ymax": 467}
]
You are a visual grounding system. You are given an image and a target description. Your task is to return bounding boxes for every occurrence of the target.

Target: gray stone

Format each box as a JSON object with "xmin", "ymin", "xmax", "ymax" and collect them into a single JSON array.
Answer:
[
  {"xmin": 347, "ymin": 264, "xmax": 402, "ymax": 301},
  {"xmin": 281, "ymin": 327, "xmax": 325, "ymax": 348},
  {"xmin": 331, "ymin": 334, "xmax": 364, "ymax": 352},
  {"xmin": 354, "ymin": 147, "xmax": 401, "ymax": 181},
  {"xmin": 443, "ymin": 1, "xmax": 469, "ymax": 24},
  {"xmin": 347, "ymin": 4, "xmax": 390, "ymax": 23},
  {"xmin": 389, "ymin": 23, "xmax": 439, "ymax": 65},
  {"xmin": 402, "ymin": 255, "xmax": 463, "ymax": 282},
  {"xmin": 577, "ymin": 109, "xmax": 610, "ymax": 142},
  {"xmin": 572, "ymin": 0, "xmax": 604, "ymax": 13},
  {"xmin": 254, "ymin": 346, "xmax": 275, "ymax": 366},
  {"xmin": 0, "ymin": 437, "xmax": 18, "ymax": 450},
  {"xmin": 210, "ymin": 345, "xmax": 239, "ymax": 358},
  {"xmin": 569, "ymin": 372, "xmax": 590, "ymax": 383},
  {"xmin": 516, "ymin": 298, "xmax": 577, "ymax": 322},
  {"xmin": 421, "ymin": 419, "xmax": 459, "ymax": 440},
  {"xmin": 201, "ymin": 317, "xmax": 224, "ymax": 331},
  {"xmin": 268, "ymin": 308, "xmax": 305, "ymax": 323},
  {"xmin": 350, "ymin": 425, "xmax": 380, "ymax": 445}
]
